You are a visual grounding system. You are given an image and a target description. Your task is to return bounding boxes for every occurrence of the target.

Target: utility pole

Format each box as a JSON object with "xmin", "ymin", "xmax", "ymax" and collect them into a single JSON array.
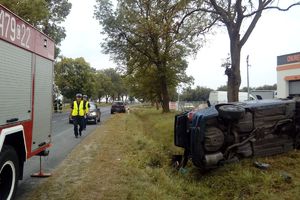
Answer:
[{"xmin": 246, "ymin": 55, "xmax": 250, "ymax": 100}]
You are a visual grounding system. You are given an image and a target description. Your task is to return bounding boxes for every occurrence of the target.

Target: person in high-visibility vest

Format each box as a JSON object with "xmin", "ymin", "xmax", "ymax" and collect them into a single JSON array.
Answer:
[
  {"xmin": 82, "ymin": 95, "xmax": 90, "ymax": 130},
  {"xmin": 71, "ymin": 93, "xmax": 85, "ymax": 138}
]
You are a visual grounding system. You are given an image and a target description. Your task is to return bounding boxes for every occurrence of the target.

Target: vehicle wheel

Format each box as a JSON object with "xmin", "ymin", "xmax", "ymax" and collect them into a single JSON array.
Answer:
[
  {"xmin": 218, "ymin": 105, "xmax": 245, "ymax": 121},
  {"xmin": 111, "ymin": 111, "xmax": 114, "ymax": 114},
  {"xmin": 0, "ymin": 145, "xmax": 19, "ymax": 200}
]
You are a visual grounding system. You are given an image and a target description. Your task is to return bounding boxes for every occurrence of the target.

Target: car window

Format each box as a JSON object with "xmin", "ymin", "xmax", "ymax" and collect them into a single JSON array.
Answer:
[
  {"xmin": 113, "ymin": 102, "xmax": 124, "ymax": 106},
  {"xmin": 89, "ymin": 103, "xmax": 96, "ymax": 109}
]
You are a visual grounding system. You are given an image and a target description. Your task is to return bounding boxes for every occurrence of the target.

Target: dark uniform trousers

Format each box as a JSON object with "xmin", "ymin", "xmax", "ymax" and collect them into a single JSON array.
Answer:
[{"xmin": 73, "ymin": 116, "xmax": 84, "ymax": 136}]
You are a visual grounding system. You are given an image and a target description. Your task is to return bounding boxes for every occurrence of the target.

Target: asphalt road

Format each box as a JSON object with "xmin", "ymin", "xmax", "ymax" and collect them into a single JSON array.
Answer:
[{"xmin": 15, "ymin": 106, "xmax": 112, "ymax": 199}]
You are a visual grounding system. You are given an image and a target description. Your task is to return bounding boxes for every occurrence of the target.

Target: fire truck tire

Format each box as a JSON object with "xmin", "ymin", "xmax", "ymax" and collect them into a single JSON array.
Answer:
[{"xmin": 0, "ymin": 145, "xmax": 19, "ymax": 200}]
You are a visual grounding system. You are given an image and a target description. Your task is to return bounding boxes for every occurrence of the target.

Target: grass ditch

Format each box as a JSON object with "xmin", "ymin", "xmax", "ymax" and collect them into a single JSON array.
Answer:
[{"xmin": 25, "ymin": 107, "xmax": 300, "ymax": 200}]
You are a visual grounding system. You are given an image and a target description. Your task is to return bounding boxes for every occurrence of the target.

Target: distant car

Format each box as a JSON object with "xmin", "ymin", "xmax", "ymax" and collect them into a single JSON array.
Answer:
[
  {"xmin": 69, "ymin": 102, "xmax": 101, "ymax": 124},
  {"xmin": 86, "ymin": 102, "xmax": 101, "ymax": 124},
  {"xmin": 111, "ymin": 101, "xmax": 126, "ymax": 114}
]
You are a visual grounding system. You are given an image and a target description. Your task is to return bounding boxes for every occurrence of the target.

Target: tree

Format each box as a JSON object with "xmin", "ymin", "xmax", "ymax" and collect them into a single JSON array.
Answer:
[
  {"xmin": 54, "ymin": 57, "xmax": 96, "ymax": 99},
  {"xmin": 125, "ymin": 65, "xmax": 162, "ymax": 107},
  {"xmin": 216, "ymin": 85, "xmax": 227, "ymax": 91},
  {"xmin": 94, "ymin": 71, "xmax": 113, "ymax": 103},
  {"xmin": 43, "ymin": 0, "xmax": 72, "ymax": 58},
  {"xmin": 195, "ymin": 0, "xmax": 300, "ymax": 102},
  {"xmin": 0, "ymin": 0, "xmax": 49, "ymax": 25},
  {"xmin": 0, "ymin": 0, "xmax": 72, "ymax": 58},
  {"xmin": 255, "ymin": 84, "xmax": 277, "ymax": 90},
  {"xmin": 95, "ymin": 0, "xmax": 209, "ymax": 112},
  {"xmin": 101, "ymin": 68, "xmax": 126, "ymax": 101},
  {"xmin": 240, "ymin": 86, "xmax": 254, "ymax": 92},
  {"xmin": 181, "ymin": 86, "xmax": 213, "ymax": 101}
]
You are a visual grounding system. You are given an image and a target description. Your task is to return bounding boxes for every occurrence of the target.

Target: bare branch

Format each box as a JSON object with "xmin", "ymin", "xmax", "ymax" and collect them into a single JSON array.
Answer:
[
  {"xmin": 235, "ymin": 0, "xmax": 244, "ymax": 28},
  {"xmin": 209, "ymin": 0, "xmax": 232, "ymax": 26},
  {"xmin": 118, "ymin": 29, "xmax": 155, "ymax": 62},
  {"xmin": 243, "ymin": 1, "xmax": 300, "ymax": 18},
  {"xmin": 227, "ymin": 0, "xmax": 232, "ymax": 13},
  {"xmin": 175, "ymin": 7, "xmax": 217, "ymax": 33},
  {"xmin": 197, "ymin": 17, "xmax": 219, "ymax": 35},
  {"xmin": 240, "ymin": 0, "xmax": 264, "ymax": 46}
]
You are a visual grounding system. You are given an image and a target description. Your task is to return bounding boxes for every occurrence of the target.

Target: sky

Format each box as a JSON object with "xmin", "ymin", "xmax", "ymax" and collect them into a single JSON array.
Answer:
[{"xmin": 60, "ymin": 0, "xmax": 300, "ymax": 90}]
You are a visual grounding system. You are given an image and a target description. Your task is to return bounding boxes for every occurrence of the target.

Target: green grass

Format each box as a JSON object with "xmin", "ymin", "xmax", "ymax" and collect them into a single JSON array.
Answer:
[
  {"xmin": 28, "ymin": 106, "xmax": 300, "ymax": 200},
  {"xmin": 121, "ymin": 107, "xmax": 300, "ymax": 200}
]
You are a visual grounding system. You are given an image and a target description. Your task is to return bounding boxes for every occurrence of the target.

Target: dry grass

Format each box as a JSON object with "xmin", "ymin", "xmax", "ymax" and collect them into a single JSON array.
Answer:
[{"xmin": 25, "ymin": 107, "xmax": 300, "ymax": 200}]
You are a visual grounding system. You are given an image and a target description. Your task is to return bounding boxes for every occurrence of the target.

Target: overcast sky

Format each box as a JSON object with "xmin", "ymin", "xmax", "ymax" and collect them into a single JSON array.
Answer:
[{"xmin": 60, "ymin": 0, "xmax": 300, "ymax": 90}]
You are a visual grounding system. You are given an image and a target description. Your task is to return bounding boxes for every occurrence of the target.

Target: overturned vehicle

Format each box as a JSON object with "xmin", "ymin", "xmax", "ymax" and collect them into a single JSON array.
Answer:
[{"xmin": 174, "ymin": 99, "xmax": 300, "ymax": 169}]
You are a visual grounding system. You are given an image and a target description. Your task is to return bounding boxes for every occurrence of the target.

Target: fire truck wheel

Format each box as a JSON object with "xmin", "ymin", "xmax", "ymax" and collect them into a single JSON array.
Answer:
[{"xmin": 0, "ymin": 145, "xmax": 19, "ymax": 200}]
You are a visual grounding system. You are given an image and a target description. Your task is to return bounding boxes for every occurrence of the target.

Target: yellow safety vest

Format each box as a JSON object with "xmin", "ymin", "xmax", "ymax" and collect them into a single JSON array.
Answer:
[
  {"xmin": 72, "ymin": 100, "xmax": 85, "ymax": 116},
  {"xmin": 84, "ymin": 101, "xmax": 89, "ymax": 114}
]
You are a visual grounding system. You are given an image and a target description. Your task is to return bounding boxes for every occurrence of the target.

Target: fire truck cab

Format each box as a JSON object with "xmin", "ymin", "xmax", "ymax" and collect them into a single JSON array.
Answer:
[{"xmin": 0, "ymin": 4, "xmax": 54, "ymax": 199}]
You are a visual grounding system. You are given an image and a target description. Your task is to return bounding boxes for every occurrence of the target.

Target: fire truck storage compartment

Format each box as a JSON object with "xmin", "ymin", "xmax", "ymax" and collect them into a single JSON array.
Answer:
[
  {"xmin": 0, "ymin": 39, "xmax": 32, "ymax": 126},
  {"xmin": 32, "ymin": 55, "xmax": 53, "ymax": 151},
  {"xmin": 0, "ymin": 39, "xmax": 53, "ymax": 151},
  {"xmin": 289, "ymin": 80, "xmax": 300, "ymax": 96}
]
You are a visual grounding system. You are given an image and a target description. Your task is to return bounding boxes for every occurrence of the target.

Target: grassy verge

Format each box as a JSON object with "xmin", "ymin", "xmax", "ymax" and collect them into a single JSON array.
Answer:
[{"xmin": 26, "ymin": 107, "xmax": 300, "ymax": 200}]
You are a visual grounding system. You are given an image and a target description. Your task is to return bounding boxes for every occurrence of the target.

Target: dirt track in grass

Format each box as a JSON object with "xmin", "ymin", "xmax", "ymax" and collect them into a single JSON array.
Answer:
[{"xmin": 24, "ymin": 113, "xmax": 131, "ymax": 200}]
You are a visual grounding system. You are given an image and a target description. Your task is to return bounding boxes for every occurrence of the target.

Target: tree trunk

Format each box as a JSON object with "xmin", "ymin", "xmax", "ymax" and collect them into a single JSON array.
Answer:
[
  {"xmin": 227, "ymin": 33, "xmax": 242, "ymax": 102},
  {"xmin": 160, "ymin": 75, "xmax": 170, "ymax": 113},
  {"xmin": 155, "ymin": 99, "xmax": 160, "ymax": 110},
  {"xmin": 155, "ymin": 61, "xmax": 170, "ymax": 113}
]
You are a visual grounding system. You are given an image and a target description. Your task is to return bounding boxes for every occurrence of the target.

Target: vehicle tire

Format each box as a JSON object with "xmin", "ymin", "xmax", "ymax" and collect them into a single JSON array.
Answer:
[
  {"xmin": 218, "ymin": 105, "xmax": 245, "ymax": 121},
  {"xmin": 111, "ymin": 111, "xmax": 114, "ymax": 114},
  {"xmin": 0, "ymin": 145, "xmax": 19, "ymax": 200}
]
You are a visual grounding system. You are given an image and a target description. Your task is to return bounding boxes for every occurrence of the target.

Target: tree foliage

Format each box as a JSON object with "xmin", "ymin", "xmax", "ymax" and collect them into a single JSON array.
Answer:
[
  {"xmin": 54, "ymin": 57, "xmax": 96, "ymax": 100},
  {"xmin": 55, "ymin": 57, "xmax": 127, "ymax": 102},
  {"xmin": 0, "ymin": 0, "xmax": 71, "ymax": 58},
  {"xmin": 217, "ymin": 85, "xmax": 228, "ymax": 91},
  {"xmin": 221, "ymin": 84, "xmax": 277, "ymax": 92},
  {"xmin": 94, "ymin": 71, "xmax": 113, "ymax": 103},
  {"xmin": 255, "ymin": 84, "xmax": 277, "ymax": 91},
  {"xmin": 0, "ymin": 0, "xmax": 49, "ymax": 25},
  {"xmin": 101, "ymin": 68, "xmax": 127, "ymax": 101},
  {"xmin": 94, "ymin": 0, "xmax": 209, "ymax": 112},
  {"xmin": 43, "ymin": 0, "xmax": 72, "ymax": 57},
  {"xmin": 125, "ymin": 66, "xmax": 162, "ymax": 103},
  {"xmin": 181, "ymin": 86, "xmax": 213, "ymax": 101}
]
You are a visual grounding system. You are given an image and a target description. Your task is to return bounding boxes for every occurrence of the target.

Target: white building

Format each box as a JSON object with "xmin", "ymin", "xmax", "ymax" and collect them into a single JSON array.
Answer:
[{"xmin": 277, "ymin": 52, "xmax": 300, "ymax": 98}]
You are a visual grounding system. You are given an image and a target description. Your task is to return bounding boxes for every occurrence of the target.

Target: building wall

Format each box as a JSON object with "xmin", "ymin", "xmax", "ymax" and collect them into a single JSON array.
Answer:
[
  {"xmin": 277, "ymin": 52, "xmax": 300, "ymax": 98},
  {"xmin": 277, "ymin": 68, "xmax": 300, "ymax": 98}
]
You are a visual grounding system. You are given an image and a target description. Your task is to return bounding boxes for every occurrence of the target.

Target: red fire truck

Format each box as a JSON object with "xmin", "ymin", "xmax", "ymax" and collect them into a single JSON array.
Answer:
[{"xmin": 0, "ymin": 4, "xmax": 54, "ymax": 199}]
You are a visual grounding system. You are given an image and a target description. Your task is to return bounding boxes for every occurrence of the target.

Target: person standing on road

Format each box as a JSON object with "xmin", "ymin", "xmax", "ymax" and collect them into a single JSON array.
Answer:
[
  {"xmin": 82, "ymin": 95, "xmax": 90, "ymax": 130},
  {"xmin": 71, "ymin": 93, "xmax": 85, "ymax": 138}
]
